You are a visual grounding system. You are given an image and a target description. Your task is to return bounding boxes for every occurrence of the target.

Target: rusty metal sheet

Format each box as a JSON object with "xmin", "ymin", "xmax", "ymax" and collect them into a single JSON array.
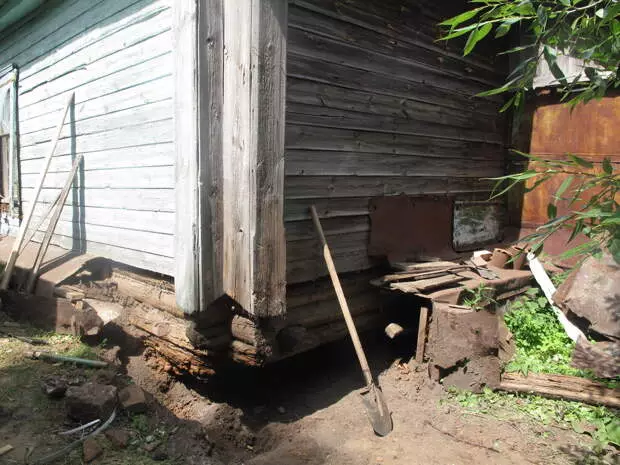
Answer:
[
  {"xmin": 554, "ymin": 251, "xmax": 620, "ymax": 340},
  {"xmin": 368, "ymin": 195, "xmax": 454, "ymax": 260},
  {"xmin": 530, "ymin": 95, "xmax": 620, "ymax": 159},
  {"xmin": 453, "ymin": 201, "xmax": 503, "ymax": 251}
]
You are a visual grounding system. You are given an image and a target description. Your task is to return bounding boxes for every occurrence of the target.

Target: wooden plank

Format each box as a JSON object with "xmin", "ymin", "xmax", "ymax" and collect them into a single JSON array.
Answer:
[
  {"xmin": 287, "ymin": 248, "xmax": 375, "ymax": 283},
  {"xmin": 287, "ymin": 4, "xmax": 502, "ymax": 85},
  {"xmin": 285, "ymin": 215, "xmax": 369, "ymax": 241},
  {"xmin": 285, "ymin": 125, "xmax": 503, "ymax": 160},
  {"xmin": 22, "ymin": 187, "xmax": 174, "ymax": 212},
  {"xmin": 286, "ymin": 103, "xmax": 504, "ymax": 145},
  {"xmin": 21, "ymin": 98, "xmax": 173, "ymax": 147},
  {"xmin": 21, "ymin": 143, "xmax": 174, "ymax": 174},
  {"xmin": 499, "ymin": 372, "xmax": 620, "ymax": 408},
  {"xmin": 221, "ymin": 0, "xmax": 287, "ymax": 317},
  {"xmin": 173, "ymin": 0, "xmax": 200, "ymax": 314},
  {"xmin": 390, "ymin": 274, "xmax": 464, "ymax": 293},
  {"xmin": 20, "ymin": 31, "xmax": 172, "ymax": 109},
  {"xmin": 21, "ymin": 165, "xmax": 174, "ymax": 190},
  {"xmin": 20, "ymin": 119, "xmax": 173, "ymax": 160},
  {"xmin": 20, "ymin": 75, "xmax": 172, "ymax": 136},
  {"xmin": 19, "ymin": 0, "xmax": 170, "ymax": 81},
  {"xmin": 415, "ymin": 306, "xmax": 429, "ymax": 363},
  {"xmin": 284, "ymin": 197, "xmax": 370, "ymax": 222},
  {"xmin": 287, "ymin": 55, "xmax": 501, "ymax": 116},
  {"xmin": 19, "ymin": 53, "xmax": 171, "ymax": 123},
  {"xmin": 391, "ymin": 261, "xmax": 461, "ymax": 271},
  {"xmin": 286, "ymin": 79, "xmax": 502, "ymax": 133},
  {"xmin": 287, "ymin": 28, "xmax": 496, "ymax": 101},
  {"xmin": 284, "ymin": 176, "xmax": 493, "ymax": 199},
  {"xmin": 285, "ymin": 150, "xmax": 503, "ymax": 178}
]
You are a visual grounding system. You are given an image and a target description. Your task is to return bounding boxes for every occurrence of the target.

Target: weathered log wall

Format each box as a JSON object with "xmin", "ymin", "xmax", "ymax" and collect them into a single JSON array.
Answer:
[{"xmin": 284, "ymin": 0, "xmax": 508, "ymax": 284}]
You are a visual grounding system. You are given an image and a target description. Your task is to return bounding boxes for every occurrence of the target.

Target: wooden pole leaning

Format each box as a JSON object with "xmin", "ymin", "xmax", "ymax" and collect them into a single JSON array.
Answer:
[{"xmin": 0, "ymin": 93, "xmax": 74, "ymax": 290}]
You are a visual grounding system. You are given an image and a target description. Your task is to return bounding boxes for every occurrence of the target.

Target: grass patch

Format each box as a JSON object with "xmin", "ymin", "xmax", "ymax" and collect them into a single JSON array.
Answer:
[{"xmin": 447, "ymin": 388, "xmax": 620, "ymax": 451}]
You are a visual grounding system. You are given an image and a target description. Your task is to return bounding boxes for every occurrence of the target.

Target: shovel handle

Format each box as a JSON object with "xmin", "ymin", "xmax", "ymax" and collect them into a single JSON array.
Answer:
[{"xmin": 310, "ymin": 206, "xmax": 373, "ymax": 386}]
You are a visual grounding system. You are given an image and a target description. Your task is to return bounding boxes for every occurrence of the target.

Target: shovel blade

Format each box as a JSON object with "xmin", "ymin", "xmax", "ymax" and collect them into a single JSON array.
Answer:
[{"xmin": 360, "ymin": 383, "xmax": 393, "ymax": 436}]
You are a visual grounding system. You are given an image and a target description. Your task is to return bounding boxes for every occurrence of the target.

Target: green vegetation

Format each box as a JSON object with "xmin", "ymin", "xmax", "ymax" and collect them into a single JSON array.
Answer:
[
  {"xmin": 448, "ymin": 387, "xmax": 620, "ymax": 451},
  {"xmin": 503, "ymin": 287, "xmax": 581, "ymax": 376},
  {"xmin": 462, "ymin": 284, "xmax": 496, "ymax": 311}
]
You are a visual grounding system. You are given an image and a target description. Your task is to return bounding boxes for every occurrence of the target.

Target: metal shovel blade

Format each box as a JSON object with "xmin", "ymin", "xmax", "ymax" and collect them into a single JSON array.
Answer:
[{"xmin": 360, "ymin": 382, "xmax": 393, "ymax": 436}]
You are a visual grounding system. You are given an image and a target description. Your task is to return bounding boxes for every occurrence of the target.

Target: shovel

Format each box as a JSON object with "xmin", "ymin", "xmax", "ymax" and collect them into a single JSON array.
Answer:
[{"xmin": 310, "ymin": 206, "xmax": 393, "ymax": 436}]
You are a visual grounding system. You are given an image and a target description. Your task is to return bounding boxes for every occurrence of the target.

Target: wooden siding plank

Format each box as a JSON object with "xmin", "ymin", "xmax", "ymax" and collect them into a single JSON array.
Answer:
[
  {"xmin": 22, "ymin": 187, "xmax": 174, "ymax": 212},
  {"xmin": 20, "ymin": 119, "xmax": 173, "ymax": 160},
  {"xmin": 285, "ymin": 176, "xmax": 493, "ymax": 200},
  {"xmin": 19, "ymin": 0, "xmax": 170, "ymax": 81},
  {"xmin": 285, "ymin": 150, "xmax": 503, "ymax": 178},
  {"xmin": 287, "ymin": 55, "xmax": 501, "ymax": 116},
  {"xmin": 19, "ymin": 53, "xmax": 171, "ymax": 122},
  {"xmin": 19, "ymin": 31, "xmax": 172, "ymax": 108},
  {"xmin": 286, "ymin": 102, "xmax": 503, "ymax": 145},
  {"xmin": 20, "ymin": 143, "xmax": 174, "ymax": 173},
  {"xmin": 285, "ymin": 125, "xmax": 502, "ymax": 160},
  {"xmin": 20, "ymin": 75, "xmax": 172, "ymax": 136},
  {"xmin": 286, "ymin": 78, "xmax": 502, "ymax": 133},
  {"xmin": 26, "ymin": 204, "xmax": 175, "ymax": 235},
  {"xmin": 21, "ymin": 99, "xmax": 173, "ymax": 147}
]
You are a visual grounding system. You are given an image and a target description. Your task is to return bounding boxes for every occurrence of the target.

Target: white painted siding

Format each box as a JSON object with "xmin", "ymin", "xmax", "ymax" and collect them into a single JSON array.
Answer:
[{"xmin": 0, "ymin": 0, "xmax": 175, "ymax": 274}]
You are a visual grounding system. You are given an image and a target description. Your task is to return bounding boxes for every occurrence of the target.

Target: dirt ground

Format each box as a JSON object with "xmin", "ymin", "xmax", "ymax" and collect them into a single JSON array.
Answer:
[{"xmin": 0, "ymin": 318, "xmax": 616, "ymax": 465}]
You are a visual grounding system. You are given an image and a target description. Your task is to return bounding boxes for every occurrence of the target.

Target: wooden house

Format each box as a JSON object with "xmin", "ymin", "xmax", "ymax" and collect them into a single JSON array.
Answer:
[{"xmin": 0, "ymin": 0, "xmax": 509, "ymax": 374}]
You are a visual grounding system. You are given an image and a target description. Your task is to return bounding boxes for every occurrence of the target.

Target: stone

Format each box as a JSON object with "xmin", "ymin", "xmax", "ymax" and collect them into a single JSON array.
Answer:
[
  {"xmin": 101, "ymin": 346, "xmax": 121, "ymax": 365},
  {"xmin": 152, "ymin": 450, "xmax": 168, "ymax": 461},
  {"xmin": 66, "ymin": 382, "xmax": 117, "ymax": 422},
  {"xmin": 41, "ymin": 377, "xmax": 68, "ymax": 398},
  {"xmin": 83, "ymin": 438, "xmax": 103, "ymax": 463},
  {"xmin": 118, "ymin": 385, "xmax": 147, "ymax": 414},
  {"xmin": 143, "ymin": 440, "xmax": 161, "ymax": 452},
  {"xmin": 104, "ymin": 428, "xmax": 130, "ymax": 448}
]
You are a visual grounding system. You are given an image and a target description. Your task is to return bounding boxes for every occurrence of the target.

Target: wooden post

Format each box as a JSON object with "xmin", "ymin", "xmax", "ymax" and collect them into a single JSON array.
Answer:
[
  {"xmin": 220, "ymin": 0, "xmax": 287, "ymax": 317},
  {"xmin": 174, "ymin": 0, "xmax": 287, "ymax": 318}
]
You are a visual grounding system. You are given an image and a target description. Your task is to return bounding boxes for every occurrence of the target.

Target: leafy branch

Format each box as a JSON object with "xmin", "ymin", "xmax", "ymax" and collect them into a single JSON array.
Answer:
[
  {"xmin": 439, "ymin": 0, "xmax": 620, "ymax": 109},
  {"xmin": 488, "ymin": 152, "xmax": 619, "ymax": 262}
]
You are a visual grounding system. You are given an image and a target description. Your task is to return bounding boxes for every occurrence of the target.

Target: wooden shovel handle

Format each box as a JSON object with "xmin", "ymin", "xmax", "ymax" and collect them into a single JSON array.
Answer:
[{"xmin": 310, "ymin": 206, "xmax": 373, "ymax": 386}]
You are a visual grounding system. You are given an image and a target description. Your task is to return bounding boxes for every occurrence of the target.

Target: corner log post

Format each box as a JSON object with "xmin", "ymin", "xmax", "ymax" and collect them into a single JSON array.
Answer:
[
  {"xmin": 174, "ymin": 0, "xmax": 287, "ymax": 320},
  {"xmin": 221, "ymin": 0, "xmax": 288, "ymax": 319}
]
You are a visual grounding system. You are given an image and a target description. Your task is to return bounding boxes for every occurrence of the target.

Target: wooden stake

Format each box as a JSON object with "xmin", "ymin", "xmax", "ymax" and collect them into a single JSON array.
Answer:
[
  {"xmin": 416, "ymin": 306, "xmax": 429, "ymax": 363},
  {"xmin": 0, "ymin": 94, "xmax": 74, "ymax": 290}
]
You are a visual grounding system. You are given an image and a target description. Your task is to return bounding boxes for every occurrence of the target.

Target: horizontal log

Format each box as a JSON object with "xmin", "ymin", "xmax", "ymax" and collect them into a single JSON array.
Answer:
[
  {"xmin": 498, "ymin": 372, "xmax": 620, "ymax": 408},
  {"xmin": 284, "ymin": 175, "xmax": 493, "ymax": 200},
  {"xmin": 287, "ymin": 270, "xmax": 379, "ymax": 308},
  {"xmin": 111, "ymin": 269, "xmax": 178, "ymax": 315},
  {"xmin": 284, "ymin": 197, "xmax": 371, "ymax": 222},
  {"xmin": 286, "ymin": 215, "xmax": 369, "ymax": 241},
  {"xmin": 142, "ymin": 336, "xmax": 215, "ymax": 378},
  {"xmin": 287, "ymin": 249, "xmax": 377, "ymax": 283}
]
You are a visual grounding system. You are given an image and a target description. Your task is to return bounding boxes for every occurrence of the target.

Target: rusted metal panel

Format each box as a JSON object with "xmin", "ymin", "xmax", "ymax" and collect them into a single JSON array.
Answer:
[
  {"xmin": 453, "ymin": 201, "xmax": 503, "ymax": 251},
  {"xmin": 369, "ymin": 195, "xmax": 454, "ymax": 260},
  {"xmin": 519, "ymin": 96, "xmax": 619, "ymax": 253},
  {"xmin": 530, "ymin": 95, "xmax": 620, "ymax": 159}
]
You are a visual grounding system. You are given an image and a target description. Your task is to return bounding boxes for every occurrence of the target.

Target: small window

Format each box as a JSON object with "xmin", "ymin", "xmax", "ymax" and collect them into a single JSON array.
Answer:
[{"xmin": 0, "ymin": 64, "xmax": 19, "ymax": 235}]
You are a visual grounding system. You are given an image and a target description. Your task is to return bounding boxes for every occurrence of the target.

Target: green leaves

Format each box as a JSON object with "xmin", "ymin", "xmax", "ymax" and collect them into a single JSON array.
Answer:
[
  {"xmin": 439, "ymin": 7, "xmax": 484, "ymax": 27},
  {"xmin": 464, "ymin": 23, "xmax": 493, "ymax": 55},
  {"xmin": 568, "ymin": 154, "xmax": 594, "ymax": 168}
]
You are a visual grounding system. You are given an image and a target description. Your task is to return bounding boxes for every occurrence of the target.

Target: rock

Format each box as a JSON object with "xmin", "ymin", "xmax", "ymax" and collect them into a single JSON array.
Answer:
[
  {"xmin": 118, "ymin": 385, "xmax": 147, "ymax": 414},
  {"xmin": 41, "ymin": 377, "xmax": 68, "ymax": 398},
  {"xmin": 101, "ymin": 346, "xmax": 121, "ymax": 365},
  {"xmin": 66, "ymin": 382, "xmax": 117, "ymax": 422},
  {"xmin": 276, "ymin": 406, "xmax": 286, "ymax": 414},
  {"xmin": 83, "ymin": 438, "xmax": 103, "ymax": 463},
  {"xmin": 104, "ymin": 428, "xmax": 130, "ymax": 448}
]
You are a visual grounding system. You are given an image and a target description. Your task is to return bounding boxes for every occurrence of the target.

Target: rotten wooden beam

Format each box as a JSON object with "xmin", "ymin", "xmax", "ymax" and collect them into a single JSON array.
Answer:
[{"xmin": 498, "ymin": 372, "xmax": 620, "ymax": 408}]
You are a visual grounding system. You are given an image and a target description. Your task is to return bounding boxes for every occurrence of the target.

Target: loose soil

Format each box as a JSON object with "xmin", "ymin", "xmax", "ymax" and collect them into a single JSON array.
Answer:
[{"xmin": 0, "ymin": 316, "xmax": 615, "ymax": 465}]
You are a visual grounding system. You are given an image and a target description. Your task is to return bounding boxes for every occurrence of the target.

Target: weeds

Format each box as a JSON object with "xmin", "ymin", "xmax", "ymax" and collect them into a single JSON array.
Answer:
[
  {"xmin": 447, "ymin": 388, "xmax": 620, "ymax": 451},
  {"xmin": 503, "ymin": 287, "xmax": 582, "ymax": 376},
  {"xmin": 462, "ymin": 284, "xmax": 496, "ymax": 311}
]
